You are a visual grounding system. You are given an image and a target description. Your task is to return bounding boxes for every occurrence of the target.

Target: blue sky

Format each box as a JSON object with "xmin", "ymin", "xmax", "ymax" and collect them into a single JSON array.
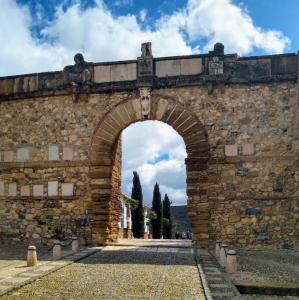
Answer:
[
  {"xmin": 14, "ymin": 0, "xmax": 298, "ymax": 56},
  {"xmin": 1, "ymin": 0, "xmax": 298, "ymax": 205}
]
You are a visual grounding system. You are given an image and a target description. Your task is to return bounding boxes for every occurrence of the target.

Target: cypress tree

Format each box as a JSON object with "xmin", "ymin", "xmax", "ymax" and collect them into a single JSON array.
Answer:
[
  {"xmin": 131, "ymin": 171, "xmax": 144, "ymax": 238},
  {"xmin": 152, "ymin": 183, "xmax": 162, "ymax": 239},
  {"xmin": 162, "ymin": 194, "xmax": 172, "ymax": 239}
]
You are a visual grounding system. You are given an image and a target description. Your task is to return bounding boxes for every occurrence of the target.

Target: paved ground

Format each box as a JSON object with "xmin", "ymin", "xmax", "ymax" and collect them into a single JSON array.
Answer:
[
  {"xmin": 231, "ymin": 249, "xmax": 299, "ymax": 285},
  {"xmin": 229, "ymin": 250, "xmax": 299, "ymax": 300},
  {"xmin": 1, "ymin": 241, "xmax": 205, "ymax": 300}
]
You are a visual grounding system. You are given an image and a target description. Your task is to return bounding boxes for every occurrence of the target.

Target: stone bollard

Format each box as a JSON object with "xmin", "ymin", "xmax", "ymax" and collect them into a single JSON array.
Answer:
[
  {"xmin": 225, "ymin": 250, "xmax": 237, "ymax": 273},
  {"xmin": 53, "ymin": 241, "xmax": 62, "ymax": 259},
  {"xmin": 72, "ymin": 237, "xmax": 79, "ymax": 252},
  {"xmin": 219, "ymin": 243, "xmax": 228, "ymax": 267},
  {"xmin": 215, "ymin": 240, "xmax": 222, "ymax": 259},
  {"xmin": 27, "ymin": 245, "xmax": 37, "ymax": 267}
]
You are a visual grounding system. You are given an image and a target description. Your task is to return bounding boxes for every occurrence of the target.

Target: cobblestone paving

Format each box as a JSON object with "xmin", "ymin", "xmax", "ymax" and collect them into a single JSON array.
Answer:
[
  {"xmin": 1, "ymin": 246, "xmax": 205, "ymax": 300},
  {"xmin": 232, "ymin": 250, "xmax": 299, "ymax": 284}
]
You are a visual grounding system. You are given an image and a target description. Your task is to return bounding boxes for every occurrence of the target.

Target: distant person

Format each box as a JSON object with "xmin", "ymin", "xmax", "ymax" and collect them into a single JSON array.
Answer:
[
  {"xmin": 186, "ymin": 231, "xmax": 191, "ymax": 239},
  {"xmin": 175, "ymin": 232, "xmax": 179, "ymax": 239}
]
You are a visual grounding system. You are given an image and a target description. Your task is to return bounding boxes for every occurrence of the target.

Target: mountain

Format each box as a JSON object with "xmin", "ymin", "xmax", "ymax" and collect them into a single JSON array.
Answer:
[{"xmin": 170, "ymin": 205, "xmax": 191, "ymax": 236}]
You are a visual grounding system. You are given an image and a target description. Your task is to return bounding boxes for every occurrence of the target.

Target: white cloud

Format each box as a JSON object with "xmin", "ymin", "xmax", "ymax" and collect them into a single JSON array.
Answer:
[
  {"xmin": 182, "ymin": 0, "xmax": 290, "ymax": 54},
  {"xmin": 114, "ymin": 0, "xmax": 134, "ymax": 7},
  {"xmin": 122, "ymin": 121, "xmax": 187, "ymax": 206},
  {"xmin": 139, "ymin": 9, "xmax": 147, "ymax": 22},
  {"xmin": 0, "ymin": 0, "xmax": 290, "ymax": 76}
]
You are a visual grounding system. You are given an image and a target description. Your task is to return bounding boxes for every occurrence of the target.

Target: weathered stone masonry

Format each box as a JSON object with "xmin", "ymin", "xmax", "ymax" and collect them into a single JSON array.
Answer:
[{"xmin": 0, "ymin": 43, "xmax": 298, "ymax": 250}]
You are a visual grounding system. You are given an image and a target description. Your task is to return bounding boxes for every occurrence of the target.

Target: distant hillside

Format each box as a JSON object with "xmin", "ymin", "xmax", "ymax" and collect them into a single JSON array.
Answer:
[{"xmin": 171, "ymin": 205, "xmax": 191, "ymax": 236}]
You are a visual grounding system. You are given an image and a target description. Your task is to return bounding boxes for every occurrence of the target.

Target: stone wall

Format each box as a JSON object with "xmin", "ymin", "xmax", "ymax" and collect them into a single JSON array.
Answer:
[{"xmin": 0, "ymin": 45, "xmax": 298, "ymax": 249}]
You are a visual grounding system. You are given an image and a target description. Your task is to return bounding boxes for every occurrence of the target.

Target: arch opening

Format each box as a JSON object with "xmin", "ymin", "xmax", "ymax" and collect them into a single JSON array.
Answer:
[
  {"xmin": 121, "ymin": 120, "xmax": 189, "ymax": 239},
  {"xmin": 89, "ymin": 93, "xmax": 211, "ymax": 247}
]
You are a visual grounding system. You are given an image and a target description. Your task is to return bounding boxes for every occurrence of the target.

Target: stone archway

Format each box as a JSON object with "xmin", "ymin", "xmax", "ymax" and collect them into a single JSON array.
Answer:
[{"xmin": 89, "ymin": 89, "xmax": 211, "ymax": 247}]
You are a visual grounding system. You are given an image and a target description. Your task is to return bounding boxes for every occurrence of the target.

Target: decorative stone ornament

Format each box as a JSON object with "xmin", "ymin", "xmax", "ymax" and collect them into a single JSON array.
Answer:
[
  {"xmin": 137, "ymin": 42, "xmax": 154, "ymax": 86},
  {"xmin": 139, "ymin": 87, "xmax": 151, "ymax": 119},
  {"xmin": 63, "ymin": 53, "xmax": 92, "ymax": 102},
  {"xmin": 209, "ymin": 56, "xmax": 223, "ymax": 75},
  {"xmin": 141, "ymin": 42, "xmax": 153, "ymax": 58}
]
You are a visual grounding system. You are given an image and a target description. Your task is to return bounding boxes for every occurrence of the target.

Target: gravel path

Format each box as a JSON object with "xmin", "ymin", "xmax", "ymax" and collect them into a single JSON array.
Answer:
[{"xmin": 1, "ymin": 246, "xmax": 205, "ymax": 300}]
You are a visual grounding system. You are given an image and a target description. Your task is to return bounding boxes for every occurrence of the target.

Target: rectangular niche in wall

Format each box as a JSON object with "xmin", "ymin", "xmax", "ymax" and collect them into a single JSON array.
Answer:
[
  {"xmin": 0, "ymin": 181, "xmax": 4, "ymax": 196},
  {"xmin": 8, "ymin": 183, "xmax": 17, "ymax": 197},
  {"xmin": 225, "ymin": 144, "xmax": 238, "ymax": 156},
  {"xmin": 20, "ymin": 185, "xmax": 30, "ymax": 197},
  {"xmin": 242, "ymin": 143, "xmax": 255, "ymax": 155},
  {"xmin": 48, "ymin": 181, "xmax": 58, "ymax": 196},
  {"xmin": 61, "ymin": 183, "xmax": 74, "ymax": 196},
  {"xmin": 48, "ymin": 145, "xmax": 59, "ymax": 161},
  {"xmin": 62, "ymin": 147, "xmax": 74, "ymax": 161},
  {"xmin": 3, "ymin": 151, "xmax": 14, "ymax": 162},
  {"xmin": 17, "ymin": 147, "xmax": 30, "ymax": 162},
  {"xmin": 33, "ymin": 185, "xmax": 44, "ymax": 197}
]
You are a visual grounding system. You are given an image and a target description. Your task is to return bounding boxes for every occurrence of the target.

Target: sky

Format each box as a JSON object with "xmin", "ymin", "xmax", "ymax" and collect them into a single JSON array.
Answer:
[{"xmin": 0, "ymin": 0, "xmax": 298, "ymax": 205}]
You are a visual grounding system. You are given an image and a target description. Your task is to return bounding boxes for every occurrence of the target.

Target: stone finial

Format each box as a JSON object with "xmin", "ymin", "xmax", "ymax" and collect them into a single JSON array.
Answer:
[
  {"xmin": 139, "ymin": 87, "xmax": 151, "ymax": 118},
  {"xmin": 63, "ymin": 53, "xmax": 92, "ymax": 102},
  {"xmin": 213, "ymin": 43, "xmax": 224, "ymax": 56},
  {"xmin": 64, "ymin": 53, "xmax": 91, "ymax": 85},
  {"xmin": 141, "ymin": 42, "xmax": 153, "ymax": 58}
]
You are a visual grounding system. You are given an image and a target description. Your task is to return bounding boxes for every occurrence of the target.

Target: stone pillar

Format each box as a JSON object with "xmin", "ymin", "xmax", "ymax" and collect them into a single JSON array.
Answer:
[
  {"xmin": 72, "ymin": 237, "xmax": 79, "ymax": 252},
  {"xmin": 226, "ymin": 250, "xmax": 237, "ymax": 273},
  {"xmin": 215, "ymin": 240, "xmax": 222, "ymax": 259},
  {"xmin": 53, "ymin": 241, "xmax": 62, "ymax": 258},
  {"xmin": 27, "ymin": 245, "xmax": 37, "ymax": 267},
  {"xmin": 219, "ymin": 243, "xmax": 228, "ymax": 267}
]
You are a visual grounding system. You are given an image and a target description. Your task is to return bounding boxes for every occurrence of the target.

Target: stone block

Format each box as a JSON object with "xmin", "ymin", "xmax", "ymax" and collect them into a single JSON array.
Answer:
[
  {"xmin": 33, "ymin": 185, "xmax": 44, "ymax": 197},
  {"xmin": 48, "ymin": 181, "xmax": 58, "ymax": 196},
  {"xmin": 271, "ymin": 55, "xmax": 297, "ymax": 75},
  {"xmin": 48, "ymin": 145, "xmax": 59, "ymax": 161},
  {"xmin": 242, "ymin": 143, "xmax": 255, "ymax": 155},
  {"xmin": 62, "ymin": 146, "xmax": 73, "ymax": 161},
  {"xmin": 17, "ymin": 148, "xmax": 30, "ymax": 162},
  {"xmin": 156, "ymin": 60, "xmax": 180, "ymax": 77},
  {"xmin": 61, "ymin": 183, "xmax": 74, "ymax": 196},
  {"xmin": 225, "ymin": 145, "xmax": 238, "ymax": 156},
  {"xmin": 8, "ymin": 183, "xmax": 17, "ymax": 197},
  {"xmin": 180, "ymin": 58, "xmax": 202, "ymax": 75},
  {"xmin": 20, "ymin": 185, "xmax": 30, "ymax": 196},
  {"xmin": 3, "ymin": 150, "xmax": 14, "ymax": 162},
  {"xmin": 94, "ymin": 65, "xmax": 111, "ymax": 83},
  {"xmin": 110, "ymin": 63, "xmax": 136, "ymax": 82},
  {"xmin": 0, "ymin": 181, "xmax": 4, "ymax": 196}
]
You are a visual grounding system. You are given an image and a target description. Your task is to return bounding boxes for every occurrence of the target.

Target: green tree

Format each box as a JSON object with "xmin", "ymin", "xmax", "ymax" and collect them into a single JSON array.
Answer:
[
  {"xmin": 131, "ymin": 171, "xmax": 144, "ymax": 238},
  {"xmin": 162, "ymin": 194, "xmax": 172, "ymax": 239},
  {"xmin": 152, "ymin": 183, "xmax": 163, "ymax": 239}
]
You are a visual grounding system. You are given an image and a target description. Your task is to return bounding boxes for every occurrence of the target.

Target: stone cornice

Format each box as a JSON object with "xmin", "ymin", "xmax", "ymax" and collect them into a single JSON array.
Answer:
[{"xmin": 0, "ymin": 51, "xmax": 298, "ymax": 101}]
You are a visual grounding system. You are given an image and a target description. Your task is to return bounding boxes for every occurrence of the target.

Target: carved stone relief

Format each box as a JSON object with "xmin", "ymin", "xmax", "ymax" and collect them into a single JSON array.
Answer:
[{"xmin": 139, "ymin": 87, "xmax": 151, "ymax": 119}]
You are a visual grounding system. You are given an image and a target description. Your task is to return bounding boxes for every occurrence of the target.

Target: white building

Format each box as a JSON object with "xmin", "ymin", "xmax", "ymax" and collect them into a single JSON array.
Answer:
[{"xmin": 118, "ymin": 194, "xmax": 132, "ymax": 238}]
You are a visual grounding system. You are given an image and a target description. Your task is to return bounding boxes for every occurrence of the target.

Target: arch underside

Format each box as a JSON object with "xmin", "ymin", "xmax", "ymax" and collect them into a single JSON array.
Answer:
[{"xmin": 89, "ymin": 93, "xmax": 211, "ymax": 247}]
